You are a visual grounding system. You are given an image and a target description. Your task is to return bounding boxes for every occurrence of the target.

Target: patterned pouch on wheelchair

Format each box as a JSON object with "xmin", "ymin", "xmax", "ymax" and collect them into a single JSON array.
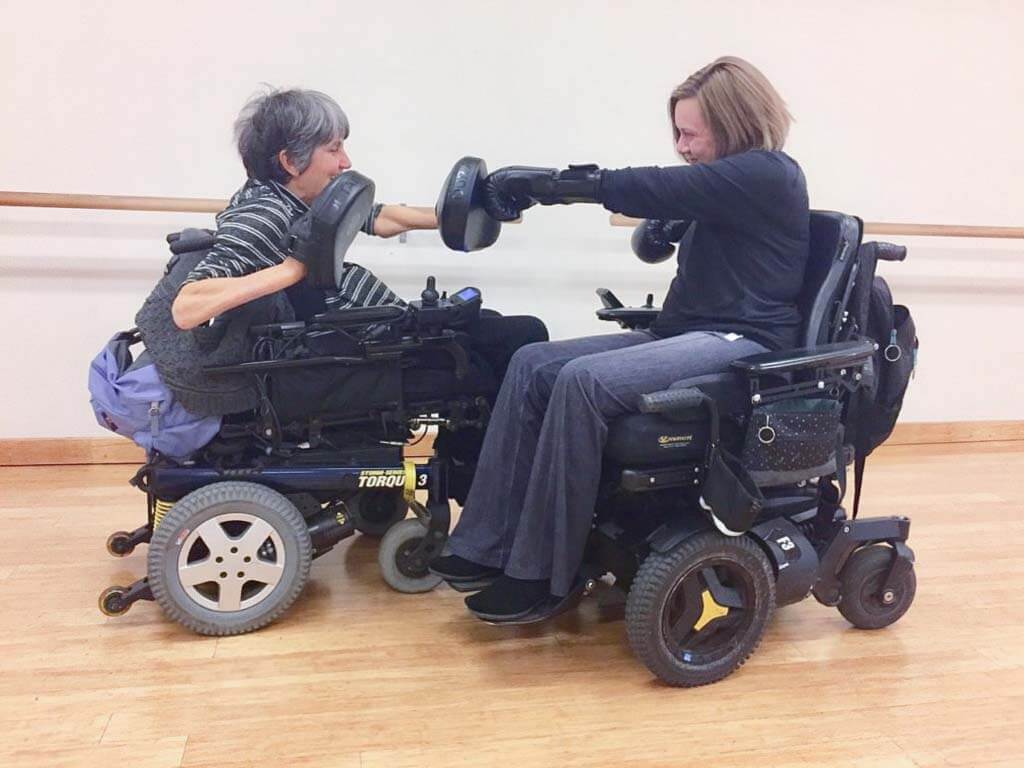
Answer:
[
  {"xmin": 700, "ymin": 447, "xmax": 765, "ymax": 536},
  {"xmin": 741, "ymin": 398, "xmax": 842, "ymax": 486}
]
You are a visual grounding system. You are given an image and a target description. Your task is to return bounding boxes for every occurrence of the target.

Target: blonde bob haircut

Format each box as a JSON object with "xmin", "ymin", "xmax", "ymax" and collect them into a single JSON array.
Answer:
[{"xmin": 669, "ymin": 56, "xmax": 793, "ymax": 158}]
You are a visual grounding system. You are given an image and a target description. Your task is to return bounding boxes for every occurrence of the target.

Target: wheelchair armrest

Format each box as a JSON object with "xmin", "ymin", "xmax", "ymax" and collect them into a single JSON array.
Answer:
[
  {"xmin": 249, "ymin": 321, "xmax": 307, "ymax": 338},
  {"xmin": 596, "ymin": 307, "xmax": 660, "ymax": 330},
  {"xmin": 874, "ymin": 242, "xmax": 907, "ymax": 262},
  {"xmin": 312, "ymin": 305, "xmax": 407, "ymax": 328},
  {"xmin": 730, "ymin": 340, "xmax": 875, "ymax": 375},
  {"xmin": 638, "ymin": 386, "xmax": 707, "ymax": 415}
]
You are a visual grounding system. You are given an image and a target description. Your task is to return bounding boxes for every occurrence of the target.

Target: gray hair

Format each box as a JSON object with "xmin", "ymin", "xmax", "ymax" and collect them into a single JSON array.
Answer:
[{"xmin": 234, "ymin": 87, "xmax": 350, "ymax": 183}]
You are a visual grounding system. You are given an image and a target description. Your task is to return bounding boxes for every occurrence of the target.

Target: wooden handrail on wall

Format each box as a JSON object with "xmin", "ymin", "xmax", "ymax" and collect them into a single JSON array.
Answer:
[
  {"xmin": 608, "ymin": 213, "xmax": 1024, "ymax": 239},
  {"xmin": 2, "ymin": 191, "xmax": 1023, "ymax": 239},
  {"xmin": 0, "ymin": 191, "xmax": 224, "ymax": 214}
]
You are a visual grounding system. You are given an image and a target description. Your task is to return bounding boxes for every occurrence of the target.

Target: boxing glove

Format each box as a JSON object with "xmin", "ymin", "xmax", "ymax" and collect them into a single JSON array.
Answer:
[
  {"xmin": 631, "ymin": 219, "xmax": 690, "ymax": 264},
  {"xmin": 482, "ymin": 164, "xmax": 603, "ymax": 221}
]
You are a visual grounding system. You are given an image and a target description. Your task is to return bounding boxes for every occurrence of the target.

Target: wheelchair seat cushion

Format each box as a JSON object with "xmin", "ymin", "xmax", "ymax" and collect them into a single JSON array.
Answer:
[
  {"xmin": 604, "ymin": 371, "xmax": 747, "ymax": 467},
  {"xmin": 605, "ymin": 411, "xmax": 710, "ymax": 466}
]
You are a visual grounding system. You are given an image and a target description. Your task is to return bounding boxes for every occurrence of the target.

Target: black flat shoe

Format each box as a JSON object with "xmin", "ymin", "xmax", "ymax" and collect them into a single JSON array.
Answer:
[
  {"xmin": 429, "ymin": 554, "xmax": 502, "ymax": 584},
  {"xmin": 468, "ymin": 574, "xmax": 594, "ymax": 625},
  {"xmin": 464, "ymin": 575, "xmax": 551, "ymax": 621}
]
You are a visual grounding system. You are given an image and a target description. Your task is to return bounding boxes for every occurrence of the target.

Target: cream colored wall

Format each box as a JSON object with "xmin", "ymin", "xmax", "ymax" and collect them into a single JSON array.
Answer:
[{"xmin": 1, "ymin": 0, "xmax": 1022, "ymax": 437}]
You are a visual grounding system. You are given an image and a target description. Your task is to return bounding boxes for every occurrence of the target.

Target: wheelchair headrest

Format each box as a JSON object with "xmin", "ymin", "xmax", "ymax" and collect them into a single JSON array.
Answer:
[{"xmin": 291, "ymin": 171, "xmax": 376, "ymax": 290}]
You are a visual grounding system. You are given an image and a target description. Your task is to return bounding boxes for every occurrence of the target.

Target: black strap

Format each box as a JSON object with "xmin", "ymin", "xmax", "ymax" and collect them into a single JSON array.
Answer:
[
  {"xmin": 834, "ymin": 426, "xmax": 847, "ymax": 504},
  {"xmin": 848, "ymin": 386, "xmax": 869, "ymax": 519},
  {"xmin": 852, "ymin": 451, "xmax": 866, "ymax": 519}
]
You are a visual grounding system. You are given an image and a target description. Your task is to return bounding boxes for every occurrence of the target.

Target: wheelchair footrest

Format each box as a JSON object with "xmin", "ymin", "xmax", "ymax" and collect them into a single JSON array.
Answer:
[{"xmin": 619, "ymin": 463, "xmax": 703, "ymax": 493}]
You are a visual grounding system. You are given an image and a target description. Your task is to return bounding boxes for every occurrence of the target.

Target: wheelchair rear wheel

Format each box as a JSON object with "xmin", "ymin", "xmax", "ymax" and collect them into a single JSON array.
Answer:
[
  {"xmin": 349, "ymin": 490, "xmax": 409, "ymax": 537},
  {"xmin": 148, "ymin": 482, "xmax": 312, "ymax": 635},
  {"xmin": 625, "ymin": 531, "xmax": 775, "ymax": 687}
]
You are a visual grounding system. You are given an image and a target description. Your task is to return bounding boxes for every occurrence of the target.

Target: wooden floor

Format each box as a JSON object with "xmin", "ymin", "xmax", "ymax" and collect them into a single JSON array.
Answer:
[{"xmin": 1, "ymin": 442, "xmax": 1022, "ymax": 768}]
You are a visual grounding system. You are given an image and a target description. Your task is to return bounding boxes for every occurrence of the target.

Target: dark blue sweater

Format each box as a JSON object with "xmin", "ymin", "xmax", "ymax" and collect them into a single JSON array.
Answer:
[{"xmin": 599, "ymin": 150, "xmax": 809, "ymax": 350}]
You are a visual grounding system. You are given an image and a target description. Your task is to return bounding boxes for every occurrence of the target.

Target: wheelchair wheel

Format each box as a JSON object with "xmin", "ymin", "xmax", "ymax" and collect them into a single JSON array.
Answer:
[
  {"xmin": 626, "ymin": 531, "xmax": 775, "ymax": 687},
  {"xmin": 378, "ymin": 518, "xmax": 443, "ymax": 594},
  {"xmin": 98, "ymin": 586, "xmax": 132, "ymax": 616},
  {"xmin": 837, "ymin": 545, "xmax": 916, "ymax": 629},
  {"xmin": 349, "ymin": 490, "xmax": 409, "ymax": 537},
  {"xmin": 106, "ymin": 531, "xmax": 135, "ymax": 557},
  {"xmin": 147, "ymin": 482, "xmax": 312, "ymax": 636}
]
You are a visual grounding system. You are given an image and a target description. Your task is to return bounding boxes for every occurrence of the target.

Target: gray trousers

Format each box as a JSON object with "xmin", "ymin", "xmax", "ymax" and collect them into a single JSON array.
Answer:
[{"xmin": 447, "ymin": 329, "xmax": 767, "ymax": 596}]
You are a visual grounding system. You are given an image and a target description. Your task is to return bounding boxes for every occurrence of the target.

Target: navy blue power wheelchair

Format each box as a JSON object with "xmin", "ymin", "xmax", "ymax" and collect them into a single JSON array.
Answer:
[{"xmin": 100, "ymin": 279, "xmax": 513, "ymax": 634}]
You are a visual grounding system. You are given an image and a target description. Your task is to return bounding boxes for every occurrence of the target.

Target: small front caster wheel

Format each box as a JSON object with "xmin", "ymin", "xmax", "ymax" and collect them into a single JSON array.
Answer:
[
  {"xmin": 106, "ymin": 531, "xmax": 135, "ymax": 557},
  {"xmin": 99, "ymin": 586, "xmax": 132, "ymax": 616},
  {"xmin": 838, "ymin": 545, "xmax": 916, "ymax": 629},
  {"xmin": 378, "ymin": 518, "xmax": 443, "ymax": 594}
]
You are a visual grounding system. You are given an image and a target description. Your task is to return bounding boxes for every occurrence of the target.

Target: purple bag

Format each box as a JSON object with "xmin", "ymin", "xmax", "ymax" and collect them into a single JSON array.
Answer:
[{"xmin": 88, "ymin": 329, "xmax": 221, "ymax": 459}]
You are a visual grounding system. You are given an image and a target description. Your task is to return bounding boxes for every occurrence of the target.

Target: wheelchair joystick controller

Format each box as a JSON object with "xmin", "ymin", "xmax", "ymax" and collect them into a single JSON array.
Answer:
[{"xmin": 421, "ymin": 276, "xmax": 440, "ymax": 307}]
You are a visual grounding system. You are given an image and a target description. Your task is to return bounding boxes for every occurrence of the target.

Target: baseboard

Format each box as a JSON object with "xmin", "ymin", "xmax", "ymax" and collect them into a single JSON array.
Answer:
[
  {"xmin": 0, "ymin": 437, "xmax": 146, "ymax": 466},
  {"xmin": 887, "ymin": 420, "xmax": 1024, "ymax": 445},
  {"xmin": 0, "ymin": 434, "xmax": 438, "ymax": 467},
  {"xmin": 1, "ymin": 421, "xmax": 1021, "ymax": 467}
]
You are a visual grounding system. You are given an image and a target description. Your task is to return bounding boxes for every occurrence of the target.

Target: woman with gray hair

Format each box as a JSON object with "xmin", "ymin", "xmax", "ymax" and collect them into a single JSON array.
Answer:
[
  {"xmin": 172, "ymin": 87, "xmax": 436, "ymax": 331},
  {"xmin": 432, "ymin": 56, "xmax": 809, "ymax": 622}
]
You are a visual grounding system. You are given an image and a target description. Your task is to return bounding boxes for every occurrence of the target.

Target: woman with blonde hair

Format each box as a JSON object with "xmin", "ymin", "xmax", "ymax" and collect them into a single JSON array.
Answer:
[{"xmin": 431, "ymin": 56, "xmax": 810, "ymax": 622}]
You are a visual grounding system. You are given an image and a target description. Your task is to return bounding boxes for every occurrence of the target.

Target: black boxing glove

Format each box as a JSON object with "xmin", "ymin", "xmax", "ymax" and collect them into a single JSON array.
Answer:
[
  {"xmin": 630, "ymin": 219, "xmax": 690, "ymax": 264},
  {"xmin": 482, "ymin": 164, "xmax": 603, "ymax": 221}
]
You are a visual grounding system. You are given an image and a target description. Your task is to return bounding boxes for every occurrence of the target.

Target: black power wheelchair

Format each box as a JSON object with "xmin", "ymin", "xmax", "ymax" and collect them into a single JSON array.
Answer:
[
  {"xmin": 100, "ymin": 274, "xmax": 506, "ymax": 634},
  {"xmin": 571, "ymin": 209, "xmax": 917, "ymax": 686},
  {"xmin": 99, "ymin": 169, "xmax": 515, "ymax": 634}
]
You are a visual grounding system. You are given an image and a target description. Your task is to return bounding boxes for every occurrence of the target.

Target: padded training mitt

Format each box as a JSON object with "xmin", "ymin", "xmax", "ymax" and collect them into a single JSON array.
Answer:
[
  {"xmin": 286, "ymin": 171, "xmax": 375, "ymax": 289},
  {"xmin": 437, "ymin": 156, "xmax": 501, "ymax": 252}
]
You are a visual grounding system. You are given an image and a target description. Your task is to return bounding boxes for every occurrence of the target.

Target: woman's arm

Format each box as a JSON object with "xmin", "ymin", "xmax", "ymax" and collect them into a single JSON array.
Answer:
[
  {"xmin": 371, "ymin": 205, "xmax": 437, "ymax": 238},
  {"xmin": 171, "ymin": 258, "xmax": 307, "ymax": 330},
  {"xmin": 600, "ymin": 152, "xmax": 790, "ymax": 224}
]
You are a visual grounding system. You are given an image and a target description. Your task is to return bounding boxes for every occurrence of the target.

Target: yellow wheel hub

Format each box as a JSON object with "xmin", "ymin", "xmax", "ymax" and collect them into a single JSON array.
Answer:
[{"xmin": 693, "ymin": 588, "xmax": 730, "ymax": 632}]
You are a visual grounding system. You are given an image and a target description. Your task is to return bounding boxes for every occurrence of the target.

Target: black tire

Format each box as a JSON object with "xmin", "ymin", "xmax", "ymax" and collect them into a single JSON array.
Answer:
[
  {"xmin": 148, "ymin": 482, "xmax": 312, "ymax": 636},
  {"xmin": 626, "ymin": 531, "xmax": 776, "ymax": 687},
  {"xmin": 349, "ymin": 490, "xmax": 409, "ymax": 537},
  {"xmin": 106, "ymin": 531, "xmax": 134, "ymax": 557},
  {"xmin": 378, "ymin": 518, "xmax": 443, "ymax": 593},
  {"xmin": 837, "ymin": 545, "xmax": 916, "ymax": 629},
  {"xmin": 98, "ymin": 586, "xmax": 131, "ymax": 616}
]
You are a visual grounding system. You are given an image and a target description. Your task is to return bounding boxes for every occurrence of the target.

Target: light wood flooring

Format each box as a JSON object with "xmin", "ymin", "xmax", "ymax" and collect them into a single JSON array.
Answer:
[{"xmin": 1, "ymin": 441, "xmax": 1022, "ymax": 767}]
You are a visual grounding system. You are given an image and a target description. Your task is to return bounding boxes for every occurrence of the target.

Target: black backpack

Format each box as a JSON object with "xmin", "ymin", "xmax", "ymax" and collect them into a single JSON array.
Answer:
[{"xmin": 843, "ymin": 241, "xmax": 919, "ymax": 516}]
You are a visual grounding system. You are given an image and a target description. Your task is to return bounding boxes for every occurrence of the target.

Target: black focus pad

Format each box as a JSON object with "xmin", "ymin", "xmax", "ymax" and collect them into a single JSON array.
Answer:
[
  {"xmin": 437, "ymin": 156, "xmax": 501, "ymax": 252},
  {"xmin": 286, "ymin": 171, "xmax": 375, "ymax": 289}
]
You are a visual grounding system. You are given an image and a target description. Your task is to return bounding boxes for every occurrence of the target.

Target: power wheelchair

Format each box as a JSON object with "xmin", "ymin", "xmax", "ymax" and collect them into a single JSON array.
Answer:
[
  {"xmin": 558, "ymin": 209, "xmax": 917, "ymax": 686},
  {"xmin": 100, "ymin": 277, "xmax": 511, "ymax": 634}
]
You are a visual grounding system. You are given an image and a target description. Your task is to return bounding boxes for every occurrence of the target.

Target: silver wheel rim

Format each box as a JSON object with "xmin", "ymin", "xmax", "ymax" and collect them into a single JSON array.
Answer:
[{"xmin": 176, "ymin": 513, "xmax": 286, "ymax": 612}]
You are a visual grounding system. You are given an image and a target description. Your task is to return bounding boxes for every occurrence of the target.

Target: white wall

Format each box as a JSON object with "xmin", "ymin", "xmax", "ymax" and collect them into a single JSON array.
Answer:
[{"xmin": 1, "ymin": 0, "xmax": 1022, "ymax": 437}]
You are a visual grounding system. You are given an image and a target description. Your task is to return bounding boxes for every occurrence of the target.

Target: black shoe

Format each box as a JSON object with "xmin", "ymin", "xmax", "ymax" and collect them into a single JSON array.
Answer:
[
  {"xmin": 464, "ymin": 575, "xmax": 551, "ymax": 621},
  {"xmin": 429, "ymin": 554, "xmax": 502, "ymax": 584}
]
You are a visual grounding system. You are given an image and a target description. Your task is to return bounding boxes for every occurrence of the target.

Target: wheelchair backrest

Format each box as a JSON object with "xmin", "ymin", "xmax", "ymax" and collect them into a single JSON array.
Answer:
[{"xmin": 798, "ymin": 211, "xmax": 864, "ymax": 347}]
